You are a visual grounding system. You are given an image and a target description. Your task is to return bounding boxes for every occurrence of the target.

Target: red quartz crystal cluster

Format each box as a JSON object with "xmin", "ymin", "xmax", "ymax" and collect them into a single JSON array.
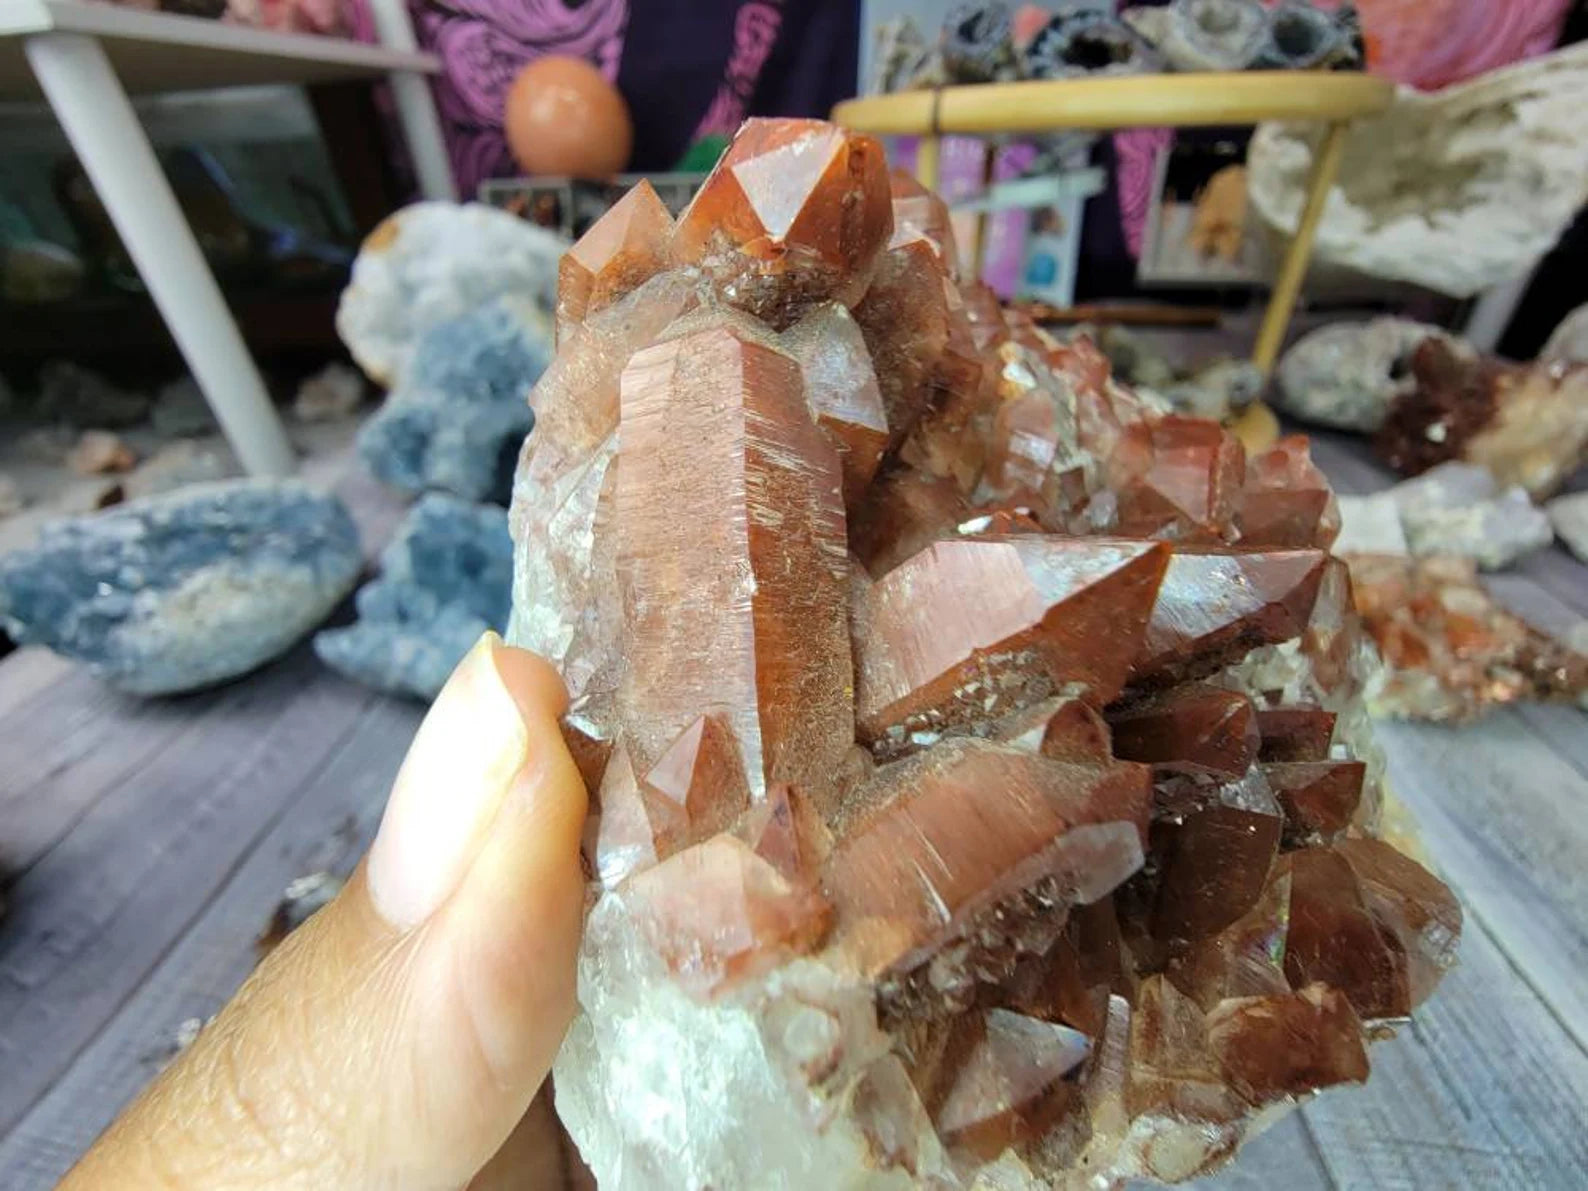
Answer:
[{"xmin": 511, "ymin": 119, "xmax": 1461, "ymax": 1184}]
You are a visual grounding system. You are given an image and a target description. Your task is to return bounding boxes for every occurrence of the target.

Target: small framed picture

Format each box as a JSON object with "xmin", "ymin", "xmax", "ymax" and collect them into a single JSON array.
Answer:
[{"xmin": 1138, "ymin": 137, "xmax": 1264, "ymax": 287}]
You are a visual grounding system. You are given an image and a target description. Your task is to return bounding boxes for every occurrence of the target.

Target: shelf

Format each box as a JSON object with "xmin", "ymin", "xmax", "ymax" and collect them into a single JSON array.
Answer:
[
  {"xmin": 833, "ymin": 72, "xmax": 1394, "ymax": 136},
  {"xmin": 0, "ymin": 0, "xmax": 438, "ymax": 99}
]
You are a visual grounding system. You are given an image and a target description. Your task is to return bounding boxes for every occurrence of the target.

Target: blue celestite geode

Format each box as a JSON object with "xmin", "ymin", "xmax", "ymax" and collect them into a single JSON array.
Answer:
[
  {"xmin": 314, "ymin": 492, "xmax": 512, "ymax": 700},
  {"xmin": 356, "ymin": 296, "xmax": 551, "ymax": 504},
  {"xmin": 0, "ymin": 479, "xmax": 362, "ymax": 695}
]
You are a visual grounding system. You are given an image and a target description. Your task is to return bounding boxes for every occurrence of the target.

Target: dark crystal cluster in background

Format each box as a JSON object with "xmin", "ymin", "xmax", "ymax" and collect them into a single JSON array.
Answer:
[
  {"xmin": 873, "ymin": 1, "xmax": 1363, "ymax": 93},
  {"xmin": 510, "ymin": 118, "xmax": 1461, "ymax": 1188}
]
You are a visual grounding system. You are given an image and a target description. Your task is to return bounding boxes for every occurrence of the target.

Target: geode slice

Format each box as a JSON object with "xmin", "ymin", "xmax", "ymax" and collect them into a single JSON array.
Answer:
[{"xmin": 508, "ymin": 119, "xmax": 1462, "ymax": 1189}]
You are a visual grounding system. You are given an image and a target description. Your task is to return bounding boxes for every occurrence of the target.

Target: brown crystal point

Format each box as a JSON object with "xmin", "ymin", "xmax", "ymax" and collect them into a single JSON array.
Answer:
[
  {"xmin": 782, "ymin": 302, "xmax": 889, "ymax": 510},
  {"xmin": 1112, "ymin": 416, "xmax": 1247, "ymax": 542},
  {"xmin": 854, "ymin": 537, "xmax": 1170, "ymax": 750},
  {"xmin": 1205, "ymin": 983, "xmax": 1369, "ymax": 1105},
  {"xmin": 1264, "ymin": 760, "xmax": 1365, "ymax": 846},
  {"xmin": 1237, "ymin": 435, "xmax": 1342, "ymax": 550},
  {"xmin": 849, "ymin": 468, "xmax": 970, "ymax": 578},
  {"xmin": 853, "ymin": 236, "xmax": 970, "ymax": 451},
  {"xmin": 992, "ymin": 696, "xmax": 1115, "ymax": 765},
  {"xmin": 1153, "ymin": 805, "xmax": 1282, "ymax": 945},
  {"xmin": 615, "ymin": 320, "xmax": 853, "ymax": 799},
  {"xmin": 1168, "ymin": 869, "xmax": 1292, "ymax": 1011},
  {"xmin": 642, "ymin": 714, "xmax": 750, "ymax": 838},
  {"xmin": 888, "ymin": 169, "xmax": 960, "ymax": 269},
  {"xmin": 1125, "ymin": 975, "xmax": 1247, "ymax": 1151},
  {"xmin": 1108, "ymin": 685, "xmax": 1259, "ymax": 779},
  {"xmin": 625, "ymin": 833, "xmax": 832, "ymax": 996},
  {"xmin": 562, "ymin": 716, "xmax": 614, "ymax": 793},
  {"xmin": 1256, "ymin": 707, "xmax": 1336, "ymax": 762},
  {"xmin": 934, "ymin": 1009, "xmax": 1091, "ymax": 1159},
  {"xmin": 981, "ymin": 369, "xmax": 1087, "ymax": 519},
  {"xmin": 1300, "ymin": 555, "xmax": 1361, "ymax": 699},
  {"xmin": 589, "ymin": 744, "xmax": 688, "ymax": 889},
  {"xmin": 1002, "ymin": 899, "xmax": 1126, "ymax": 1039},
  {"xmin": 670, "ymin": 118, "xmax": 892, "ymax": 326},
  {"xmin": 1132, "ymin": 548, "xmax": 1328, "ymax": 685},
  {"xmin": 955, "ymin": 507, "xmax": 1045, "ymax": 538},
  {"xmin": 557, "ymin": 179, "xmax": 675, "ymax": 334},
  {"xmin": 1335, "ymin": 838, "xmax": 1462, "ymax": 1010},
  {"xmin": 824, "ymin": 740, "xmax": 1150, "ymax": 987},
  {"xmin": 1282, "ymin": 847, "xmax": 1409, "ymax": 1019}
]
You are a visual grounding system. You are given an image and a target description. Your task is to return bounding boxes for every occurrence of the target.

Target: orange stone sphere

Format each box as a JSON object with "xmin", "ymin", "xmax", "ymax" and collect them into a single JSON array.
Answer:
[{"xmin": 504, "ymin": 55, "xmax": 633, "ymax": 179}]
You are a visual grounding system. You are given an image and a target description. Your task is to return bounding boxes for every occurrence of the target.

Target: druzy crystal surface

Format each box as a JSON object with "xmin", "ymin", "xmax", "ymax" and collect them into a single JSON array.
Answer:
[{"xmin": 507, "ymin": 119, "xmax": 1462, "ymax": 1189}]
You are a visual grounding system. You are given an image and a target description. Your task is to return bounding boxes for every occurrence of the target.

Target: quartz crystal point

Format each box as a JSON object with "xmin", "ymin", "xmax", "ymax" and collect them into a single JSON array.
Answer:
[
  {"xmin": 504, "ymin": 120, "xmax": 1464, "ymax": 1190},
  {"xmin": 615, "ymin": 320, "xmax": 853, "ymax": 801},
  {"xmin": 853, "ymin": 537, "xmax": 1168, "ymax": 751},
  {"xmin": 671, "ymin": 118, "xmax": 892, "ymax": 328},
  {"xmin": 556, "ymin": 179, "xmax": 674, "ymax": 337}
]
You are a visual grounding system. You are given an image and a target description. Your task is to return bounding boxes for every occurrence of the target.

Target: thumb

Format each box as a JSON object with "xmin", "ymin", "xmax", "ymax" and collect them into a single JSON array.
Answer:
[{"xmin": 63, "ymin": 633, "xmax": 588, "ymax": 1191}]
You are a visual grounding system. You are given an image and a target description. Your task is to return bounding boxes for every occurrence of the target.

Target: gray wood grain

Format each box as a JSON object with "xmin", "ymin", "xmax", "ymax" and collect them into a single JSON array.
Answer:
[
  {"xmin": 1378, "ymin": 714, "xmax": 1588, "ymax": 1054},
  {"xmin": 0, "ymin": 646, "xmax": 74, "ymax": 724},
  {"xmin": 0, "ymin": 693, "xmax": 421, "ymax": 1189},
  {"xmin": 1300, "ymin": 917, "xmax": 1588, "ymax": 1189},
  {"xmin": 0, "ymin": 647, "xmax": 376, "ymax": 1136}
]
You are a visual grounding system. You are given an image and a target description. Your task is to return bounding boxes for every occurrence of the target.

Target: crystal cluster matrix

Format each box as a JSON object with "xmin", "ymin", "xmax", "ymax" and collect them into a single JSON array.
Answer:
[{"xmin": 508, "ymin": 119, "xmax": 1461, "ymax": 1188}]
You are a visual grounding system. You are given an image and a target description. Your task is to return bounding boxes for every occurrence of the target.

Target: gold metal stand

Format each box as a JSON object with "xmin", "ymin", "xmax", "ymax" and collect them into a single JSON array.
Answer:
[{"xmin": 833, "ymin": 73, "xmax": 1394, "ymax": 451}]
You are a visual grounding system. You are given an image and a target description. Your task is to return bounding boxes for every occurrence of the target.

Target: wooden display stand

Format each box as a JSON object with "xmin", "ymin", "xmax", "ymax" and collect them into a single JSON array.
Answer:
[{"xmin": 833, "ymin": 72, "xmax": 1395, "ymax": 451}]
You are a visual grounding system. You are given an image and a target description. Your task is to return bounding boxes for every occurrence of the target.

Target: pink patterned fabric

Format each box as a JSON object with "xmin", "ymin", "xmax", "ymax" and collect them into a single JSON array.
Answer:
[
  {"xmin": 693, "ymin": 1, "xmax": 783, "ymax": 139},
  {"xmin": 1354, "ymin": 0, "xmax": 1572, "ymax": 91}
]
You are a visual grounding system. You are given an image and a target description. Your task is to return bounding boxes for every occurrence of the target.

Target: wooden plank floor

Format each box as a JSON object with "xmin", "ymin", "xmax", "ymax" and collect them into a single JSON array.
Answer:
[{"xmin": 0, "ymin": 436, "xmax": 1584, "ymax": 1189}]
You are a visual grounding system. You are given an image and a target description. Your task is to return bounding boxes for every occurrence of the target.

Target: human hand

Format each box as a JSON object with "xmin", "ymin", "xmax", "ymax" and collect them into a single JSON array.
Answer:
[{"xmin": 62, "ymin": 633, "xmax": 588, "ymax": 1190}]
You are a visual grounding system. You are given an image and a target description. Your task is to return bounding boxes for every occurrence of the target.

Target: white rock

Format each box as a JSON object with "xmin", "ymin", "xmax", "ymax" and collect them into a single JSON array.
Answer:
[
  {"xmin": 1275, "ymin": 319, "xmax": 1453, "ymax": 432},
  {"xmin": 1400, "ymin": 486, "xmax": 1553, "ymax": 570},
  {"xmin": 1548, "ymin": 491, "xmax": 1588, "ymax": 563},
  {"xmin": 0, "ymin": 473, "xmax": 24, "ymax": 518},
  {"xmin": 1334, "ymin": 493, "xmax": 1407, "ymax": 555},
  {"xmin": 336, "ymin": 202, "xmax": 563, "ymax": 388},
  {"xmin": 1248, "ymin": 42, "xmax": 1588, "ymax": 297}
]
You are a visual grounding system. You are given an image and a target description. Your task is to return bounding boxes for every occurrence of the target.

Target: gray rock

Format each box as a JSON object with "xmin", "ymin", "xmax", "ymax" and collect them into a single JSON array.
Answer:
[
  {"xmin": 336, "ymin": 202, "xmax": 563, "ymax": 388},
  {"xmin": 37, "ymin": 361, "xmax": 149, "ymax": 428},
  {"xmin": 1400, "ymin": 487, "xmax": 1553, "ymax": 571},
  {"xmin": 0, "ymin": 479, "xmax": 361, "ymax": 695},
  {"xmin": 123, "ymin": 439, "xmax": 241, "ymax": 500},
  {"xmin": 357, "ymin": 296, "xmax": 547, "ymax": 504},
  {"xmin": 1548, "ymin": 491, "xmax": 1588, "ymax": 563},
  {"xmin": 1125, "ymin": 1, "xmax": 1267, "ymax": 72},
  {"xmin": 315, "ymin": 492, "xmax": 511, "ymax": 701},
  {"xmin": 0, "ymin": 473, "xmax": 23, "ymax": 518},
  {"xmin": 151, "ymin": 375, "xmax": 218, "ymax": 437},
  {"xmin": 1276, "ymin": 319, "xmax": 1455, "ymax": 432}
]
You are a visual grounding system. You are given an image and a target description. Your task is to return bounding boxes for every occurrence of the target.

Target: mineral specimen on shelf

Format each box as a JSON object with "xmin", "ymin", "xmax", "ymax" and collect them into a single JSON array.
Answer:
[
  {"xmin": 66, "ymin": 430, "xmax": 136, "ymax": 475},
  {"xmin": 150, "ymin": 375, "xmax": 217, "ymax": 437},
  {"xmin": 0, "ymin": 479, "xmax": 360, "ymax": 695},
  {"xmin": 1377, "ymin": 339, "xmax": 1588, "ymax": 500},
  {"xmin": 1021, "ymin": 10, "xmax": 1159, "ymax": 79},
  {"xmin": 122, "ymin": 440, "xmax": 239, "ymax": 500},
  {"xmin": 1274, "ymin": 319, "xmax": 1456, "ymax": 432},
  {"xmin": 1389, "ymin": 462, "xmax": 1553, "ymax": 570},
  {"xmin": 509, "ymin": 119, "xmax": 1461, "ymax": 1189},
  {"xmin": 336, "ymin": 201, "xmax": 563, "ymax": 387},
  {"xmin": 0, "ymin": 473, "xmax": 22, "ymax": 519},
  {"xmin": 1548, "ymin": 491, "xmax": 1588, "ymax": 564},
  {"xmin": 36, "ymin": 360, "xmax": 149, "ymax": 428},
  {"xmin": 314, "ymin": 493, "xmax": 511, "ymax": 701},
  {"xmin": 357, "ymin": 295, "xmax": 549, "ymax": 504},
  {"xmin": 1345, "ymin": 552, "xmax": 1588, "ymax": 721},
  {"xmin": 1248, "ymin": 42, "xmax": 1588, "ymax": 297}
]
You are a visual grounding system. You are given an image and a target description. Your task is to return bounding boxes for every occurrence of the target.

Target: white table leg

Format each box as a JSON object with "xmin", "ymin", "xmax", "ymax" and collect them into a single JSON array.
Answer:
[
  {"xmin": 367, "ymin": 0, "xmax": 457, "ymax": 201},
  {"xmin": 24, "ymin": 32, "xmax": 296, "ymax": 478}
]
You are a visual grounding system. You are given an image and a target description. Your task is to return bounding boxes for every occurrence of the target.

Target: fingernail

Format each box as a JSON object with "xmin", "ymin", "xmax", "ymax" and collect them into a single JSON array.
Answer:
[{"xmin": 367, "ymin": 632, "xmax": 531, "ymax": 930}]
